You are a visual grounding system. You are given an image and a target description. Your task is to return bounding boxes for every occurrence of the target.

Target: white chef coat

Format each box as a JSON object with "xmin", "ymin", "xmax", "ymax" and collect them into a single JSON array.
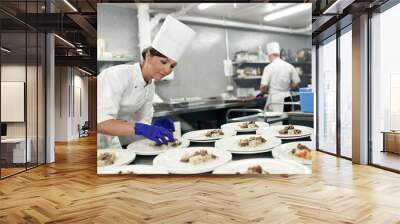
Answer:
[
  {"xmin": 97, "ymin": 63, "xmax": 155, "ymax": 149},
  {"xmin": 261, "ymin": 58, "xmax": 300, "ymax": 112}
]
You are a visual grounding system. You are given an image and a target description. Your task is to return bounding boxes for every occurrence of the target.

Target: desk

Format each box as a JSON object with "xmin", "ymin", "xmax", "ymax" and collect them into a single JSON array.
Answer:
[{"xmin": 1, "ymin": 138, "xmax": 31, "ymax": 163}]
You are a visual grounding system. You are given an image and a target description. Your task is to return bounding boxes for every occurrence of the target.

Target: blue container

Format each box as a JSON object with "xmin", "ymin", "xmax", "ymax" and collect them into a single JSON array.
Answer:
[
  {"xmin": 299, "ymin": 87, "xmax": 312, "ymax": 92},
  {"xmin": 299, "ymin": 91, "xmax": 314, "ymax": 113}
]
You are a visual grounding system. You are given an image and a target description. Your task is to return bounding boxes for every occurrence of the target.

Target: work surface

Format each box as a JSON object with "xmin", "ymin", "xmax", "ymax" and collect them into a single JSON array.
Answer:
[{"xmin": 1, "ymin": 135, "xmax": 400, "ymax": 223}]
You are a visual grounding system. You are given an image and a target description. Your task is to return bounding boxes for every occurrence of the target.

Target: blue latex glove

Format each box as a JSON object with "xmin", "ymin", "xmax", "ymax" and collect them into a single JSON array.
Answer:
[
  {"xmin": 153, "ymin": 118, "xmax": 175, "ymax": 132},
  {"xmin": 134, "ymin": 122, "xmax": 174, "ymax": 145}
]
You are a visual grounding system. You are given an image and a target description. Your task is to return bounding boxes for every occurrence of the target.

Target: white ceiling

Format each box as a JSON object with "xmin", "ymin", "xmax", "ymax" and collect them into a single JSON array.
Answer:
[{"xmin": 110, "ymin": 3, "xmax": 312, "ymax": 29}]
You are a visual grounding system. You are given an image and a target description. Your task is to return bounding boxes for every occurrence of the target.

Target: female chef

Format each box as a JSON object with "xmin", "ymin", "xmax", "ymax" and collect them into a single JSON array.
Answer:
[{"xmin": 97, "ymin": 16, "xmax": 196, "ymax": 148}]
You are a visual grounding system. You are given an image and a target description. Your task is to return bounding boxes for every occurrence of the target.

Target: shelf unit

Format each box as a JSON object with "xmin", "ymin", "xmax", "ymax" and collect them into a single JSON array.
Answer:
[{"xmin": 232, "ymin": 60, "xmax": 311, "ymax": 88}]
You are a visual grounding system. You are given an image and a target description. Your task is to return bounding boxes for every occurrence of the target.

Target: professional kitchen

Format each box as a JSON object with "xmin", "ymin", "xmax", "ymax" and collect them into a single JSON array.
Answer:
[
  {"xmin": 96, "ymin": 3, "xmax": 314, "ymax": 175},
  {"xmin": 1, "ymin": 1, "xmax": 400, "ymax": 222}
]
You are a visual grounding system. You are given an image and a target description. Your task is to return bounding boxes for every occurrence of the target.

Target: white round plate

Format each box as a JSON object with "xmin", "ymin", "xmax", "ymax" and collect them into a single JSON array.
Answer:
[
  {"xmin": 221, "ymin": 121, "xmax": 269, "ymax": 133},
  {"xmin": 212, "ymin": 158, "xmax": 311, "ymax": 174},
  {"xmin": 257, "ymin": 125, "xmax": 313, "ymax": 139},
  {"xmin": 153, "ymin": 147, "xmax": 232, "ymax": 174},
  {"xmin": 182, "ymin": 129, "xmax": 235, "ymax": 142},
  {"xmin": 126, "ymin": 138, "xmax": 190, "ymax": 155},
  {"xmin": 272, "ymin": 141, "xmax": 314, "ymax": 165},
  {"xmin": 264, "ymin": 112, "xmax": 283, "ymax": 118},
  {"xmin": 215, "ymin": 134, "xmax": 281, "ymax": 154},
  {"xmin": 97, "ymin": 165, "xmax": 168, "ymax": 174},
  {"xmin": 97, "ymin": 148, "xmax": 136, "ymax": 168}
]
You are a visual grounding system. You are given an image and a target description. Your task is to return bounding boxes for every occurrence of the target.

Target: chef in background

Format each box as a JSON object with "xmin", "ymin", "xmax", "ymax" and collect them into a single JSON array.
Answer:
[
  {"xmin": 97, "ymin": 16, "xmax": 196, "ymax": 149},
  {"xmin": 259, "ymin": 42, "xmax": 300, "ymax": 112}
]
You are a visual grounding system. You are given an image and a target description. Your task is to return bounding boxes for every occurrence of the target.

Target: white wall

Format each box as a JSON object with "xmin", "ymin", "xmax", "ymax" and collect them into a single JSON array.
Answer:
[{"xmin": 54, "ymin": 67, "xmax": 89, "ymax": 141}]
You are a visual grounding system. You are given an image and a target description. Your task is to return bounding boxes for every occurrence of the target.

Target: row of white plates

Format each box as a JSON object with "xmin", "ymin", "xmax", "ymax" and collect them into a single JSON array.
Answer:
[
  {"xmin": 98, "ymin": 141, "xmax": 313, "ymax": 175},
  {"xmin": 97, "ymin": 123, "xmax": 314, "ymax": 175}
]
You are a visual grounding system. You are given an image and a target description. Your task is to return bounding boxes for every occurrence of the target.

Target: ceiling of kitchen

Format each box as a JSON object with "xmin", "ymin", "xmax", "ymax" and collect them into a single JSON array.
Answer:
[{"xmin": 110, "ymin": 3, "xmax": 312, "ymax": 29}]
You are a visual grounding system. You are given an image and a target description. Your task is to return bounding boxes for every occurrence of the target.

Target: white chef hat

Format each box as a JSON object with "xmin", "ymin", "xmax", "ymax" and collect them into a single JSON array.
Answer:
[
  {"xmin": 266, "ymin": 42, "xmax": 280, "ymax": 55},
  {"xmin": 151, "ymin": 15, "xmax": 196, "ymax": 62}
]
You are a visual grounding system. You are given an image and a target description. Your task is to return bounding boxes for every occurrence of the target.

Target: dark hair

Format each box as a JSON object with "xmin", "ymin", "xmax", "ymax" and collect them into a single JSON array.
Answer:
[{"xmin": 141, "ymin": 47, "xmax": 167, "ymax": 60}]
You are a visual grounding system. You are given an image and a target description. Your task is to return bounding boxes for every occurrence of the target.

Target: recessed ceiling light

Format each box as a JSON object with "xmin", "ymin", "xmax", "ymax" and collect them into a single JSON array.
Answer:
[
  {"xmin": 198, "ymin": 3, "xmax": 216, "ymax": 10},
  {"xmin": 264, "ymin": 3, "xmax": 311, "ymax": 22}
]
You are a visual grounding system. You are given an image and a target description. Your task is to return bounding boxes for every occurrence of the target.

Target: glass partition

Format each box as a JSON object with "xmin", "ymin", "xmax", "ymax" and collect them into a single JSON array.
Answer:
[
  {"xmin": 1, "ymin": 30, "xmax": 28, "ymax": 178},
  {"xmin": 339, "ymin": 28, "xmax": 352, "ymax": 158},
  {"xmin": 0, "ymin": 1, "xmax": 46, "ymax": 178},
  {"xmin": 370, "ymin": 3, "xmax": 400, "ymax": 171},
  {"xmin": 317, "ymin": 36, "xmax": 337, "ymax": 154}
]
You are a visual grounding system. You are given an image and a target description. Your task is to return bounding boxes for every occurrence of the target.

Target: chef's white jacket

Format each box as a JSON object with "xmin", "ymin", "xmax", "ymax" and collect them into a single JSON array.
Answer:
[
  {"xmin": 261, "ymin": 58, "xmax": 300, "ymax": 112},
  {"xmin": 97, "ymin": 63, "xmax": 155, "ymax": 148}
]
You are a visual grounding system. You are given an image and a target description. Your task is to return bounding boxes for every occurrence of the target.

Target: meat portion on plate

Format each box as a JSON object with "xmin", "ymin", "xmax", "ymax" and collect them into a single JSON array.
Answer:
[
  {"xmin": 238, "ymin": 120, "xmax": 259, "ymax": 129},
  {"xmin": 180, "ymin": 150, "xmax": 218, "ymax": 165},
  {"xmin": 236, "ymin": 165, "xmax": 269, "ymax": 174},
  {"xmin": 291, "ymin": 143, "xmax": 312, "ymax": 160},
  {"xmin": 205, "ymin": 129, "xmax": 224, "ymax": 137},
  {"xmin": 239, "ymin": 136, "xmax": 267, "ymax": 147},
  {"xmin": 152, "ymin": 138, "xmax": 182, "ymax": 147},
  {"xmin": 278, "ymin": 125, "xmax": 302, "ymax": 135},
  {"xmin": 97, "ymin": 152, "xmax": 117, "ymax": 167}
]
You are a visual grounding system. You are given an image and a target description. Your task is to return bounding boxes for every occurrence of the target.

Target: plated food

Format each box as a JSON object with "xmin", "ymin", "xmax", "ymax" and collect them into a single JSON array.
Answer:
[
  {"xmin": 221, "ymin": 121, "xmax": 268, "ymax": 133},
  {"xmin": 215, "ymin": 134, "xmax": 281, "ymax": 154},
  {"xmin": 291, "ymin": 143, "xmax": 312, "ymax": 160},
  {"xmin": 97, "ymin": 152, "xmax": 117, "ymax": 167},
  {"xmin": 127, "ymin": 138, "xmax": 190, "ymax": 156},
  {"xmin": 212, "ymin": 158, "xmax": 311, "ymax": 174},
  {"xmin": 279, "ymin": 125, "xmax": 302, "ymax": 135},
  {"xmin": 97, "ymin": 165, "xmax": 169, "ymax": 174},
  {"xmin": 153, "ymin": 147, "xmax": 232, "ymax": 174},
  {"xmin": 272, "ymin": 141, "xmax": 314, "ymax": 165},
  {"xmin": 257, "ymin": 125, "xmax": 313, "ymax": 139},
  {"xmin": 238, "ymin": 120, "xmax": 258, "ymax": 129},
  {"xmin": 96, "ymin": 149, "xmax": 136, "ymax": 169},
  {"xmin": 205, "ymin": 129, "xmax": 224, "ymax": 137},
  {"xmin": 238, "ymin": 165, "xmax": 269, "ymax": 175},
  {"xmin": 180, "ymin": 149, "xmax": 218, "ymax": 165},
  {"xmin": 182, "ymin": 129, "xmax": 235, "ymax": 142},
  {"xmin": 239, "ymin": 136, "xmax": 266, "ymax": 147},
  {"xmin": 150, "ymin": 138, "xmax": 182, "ymax": 147}
]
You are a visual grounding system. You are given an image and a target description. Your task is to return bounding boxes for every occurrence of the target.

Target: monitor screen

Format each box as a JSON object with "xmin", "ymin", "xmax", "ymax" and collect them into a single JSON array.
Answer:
[{"xmin": 1, "ymin": 123, "xmax": 7, "ymax": 136}]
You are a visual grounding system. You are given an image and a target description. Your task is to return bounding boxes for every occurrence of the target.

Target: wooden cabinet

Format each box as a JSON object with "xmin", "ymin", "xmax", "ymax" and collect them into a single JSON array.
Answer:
[{"xmin": 382, "ymin": 131, "xmax": 400, "ymax": 154}]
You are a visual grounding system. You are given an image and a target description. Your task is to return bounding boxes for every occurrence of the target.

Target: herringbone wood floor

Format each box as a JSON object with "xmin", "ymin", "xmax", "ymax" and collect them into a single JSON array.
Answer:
[{"xmin": 1, "ymin": 135, "xmax": 400, "ymax": 224}]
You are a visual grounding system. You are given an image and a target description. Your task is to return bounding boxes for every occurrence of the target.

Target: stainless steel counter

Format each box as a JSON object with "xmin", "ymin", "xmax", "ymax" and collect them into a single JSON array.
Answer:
[{"xmin": 153, "ymin": 98, "xmax": 265, "ymax": 118}]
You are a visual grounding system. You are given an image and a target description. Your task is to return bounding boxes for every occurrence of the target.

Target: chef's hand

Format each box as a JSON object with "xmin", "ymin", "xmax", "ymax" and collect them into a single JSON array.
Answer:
[
  {"xmin": 152, "ymin": 117, "xmax": 175, "ymax": 132},
  {"xmin": 134, "ymin": 122, "xmax": 174, "ymax": 145}
]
